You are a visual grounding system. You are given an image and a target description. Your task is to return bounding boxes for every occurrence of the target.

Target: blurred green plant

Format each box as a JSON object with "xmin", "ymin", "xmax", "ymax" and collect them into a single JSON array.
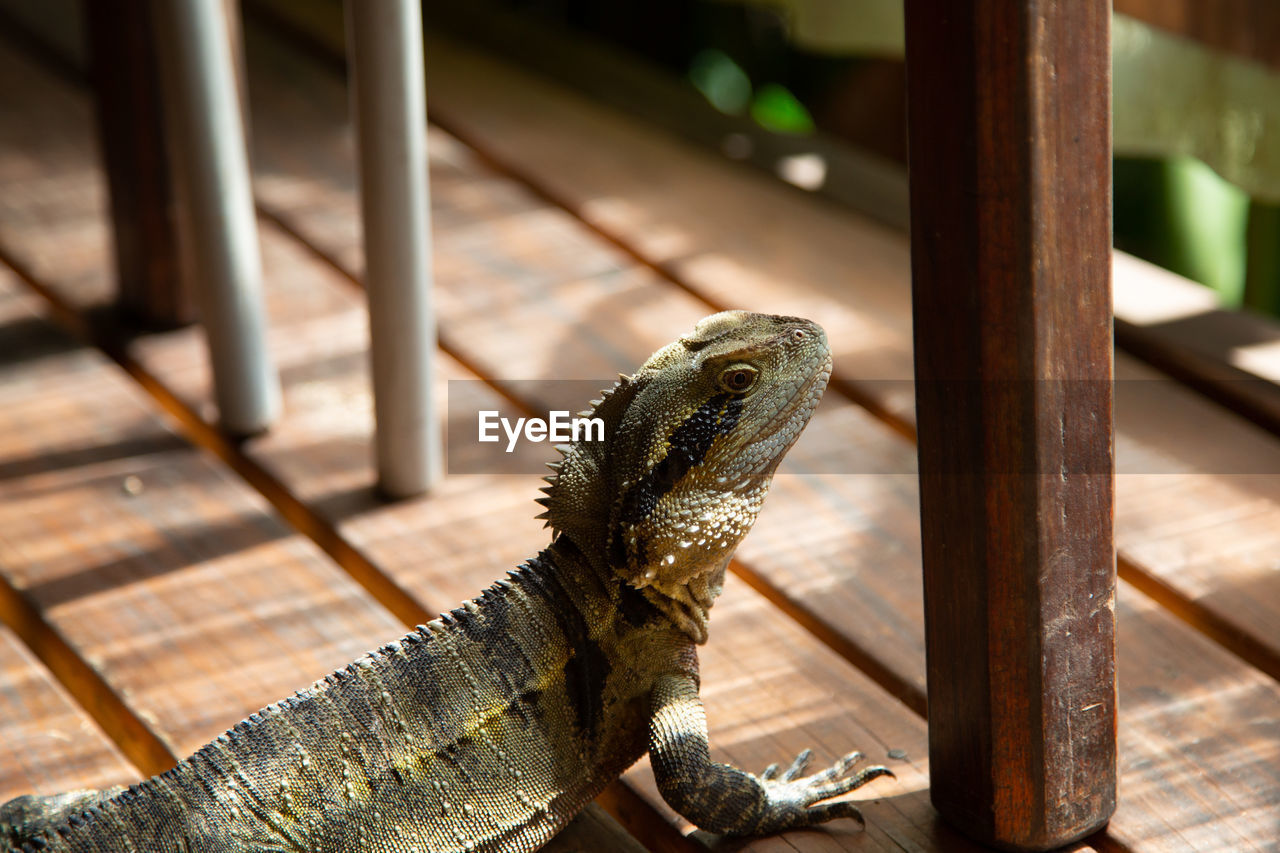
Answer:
[
  {"xmin": 749, "ymin": 82, "xmax": 815, "ymax": 134},
  {"xmin": 1115, "ymin": 156, "xmax": 1257, "ymax": 308},
  {"xmin": 688, "ymin": 48, "xmax": 814, "ymax": 135}
]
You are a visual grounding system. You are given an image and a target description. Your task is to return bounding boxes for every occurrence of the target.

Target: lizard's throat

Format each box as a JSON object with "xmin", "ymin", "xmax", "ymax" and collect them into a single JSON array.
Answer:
[{"xmin": 640, "ymin": 562, "xmax": 728, "ymax": 645}]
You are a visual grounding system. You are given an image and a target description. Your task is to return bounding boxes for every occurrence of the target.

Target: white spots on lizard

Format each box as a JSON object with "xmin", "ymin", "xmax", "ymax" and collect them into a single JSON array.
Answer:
[
  {"xmin": 279, "ymin": 790, "xmax": 294, "ymax": 814},
  {"xmin": 337, "ymin": 731, "xmax": 363, "ymax": 803}
]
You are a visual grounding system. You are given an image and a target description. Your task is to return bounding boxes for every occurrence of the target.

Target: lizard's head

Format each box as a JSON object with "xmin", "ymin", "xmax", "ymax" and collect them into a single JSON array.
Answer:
[{"xmin": 541, "ymin": 311, "xmax": 831, "ymax": 641}]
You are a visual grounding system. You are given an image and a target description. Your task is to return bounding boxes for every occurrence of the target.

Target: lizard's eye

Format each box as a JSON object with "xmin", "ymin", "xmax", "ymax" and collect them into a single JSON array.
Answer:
[{"xmin": 718, "ymin": 365, "xmax": 758, "ymax": 394}]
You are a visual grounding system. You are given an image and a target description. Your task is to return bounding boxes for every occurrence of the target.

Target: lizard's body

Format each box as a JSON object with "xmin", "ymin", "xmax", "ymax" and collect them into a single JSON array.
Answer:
[{"xmin": 3, "ymin": 312, "xmax": 889, "ymax": 852}]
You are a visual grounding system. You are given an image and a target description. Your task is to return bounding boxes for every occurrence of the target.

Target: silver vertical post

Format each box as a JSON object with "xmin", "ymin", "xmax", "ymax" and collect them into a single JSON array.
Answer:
[
  {"xmin": 347, "ymin": 0, "xmax": 441, "ymax": 497},
  {"xmin": 151, "ymin": 0, "xmax": 280, "ymax": 436}
]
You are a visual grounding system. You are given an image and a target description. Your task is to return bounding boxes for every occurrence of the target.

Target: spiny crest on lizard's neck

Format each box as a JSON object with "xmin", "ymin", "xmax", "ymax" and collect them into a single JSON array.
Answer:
[{"xmin": 538, "ymin": 311, "xmax": 832, "ymax": 642}]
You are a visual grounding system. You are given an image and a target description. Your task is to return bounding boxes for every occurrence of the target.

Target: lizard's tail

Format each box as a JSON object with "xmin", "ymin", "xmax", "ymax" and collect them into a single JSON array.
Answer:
[{"xmin": 1, "ymin": 788, "xmax": 123, "ymax": 851}]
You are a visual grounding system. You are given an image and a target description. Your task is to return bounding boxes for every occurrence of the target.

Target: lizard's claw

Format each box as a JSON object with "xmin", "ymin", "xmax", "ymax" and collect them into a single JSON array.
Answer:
[
  {"xmin": 746, "ymin": 749, "xmax": 894, "ymax": 833},
  {"xmin": 759, "ymin": 748, "xmax": 811, "ymax": 781}
]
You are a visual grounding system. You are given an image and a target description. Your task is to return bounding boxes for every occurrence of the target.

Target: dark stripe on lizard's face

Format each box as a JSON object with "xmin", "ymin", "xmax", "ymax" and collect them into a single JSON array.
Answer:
[{"xmin": 618, "ymin": 393, "xmax": 744, "ymax": 526}]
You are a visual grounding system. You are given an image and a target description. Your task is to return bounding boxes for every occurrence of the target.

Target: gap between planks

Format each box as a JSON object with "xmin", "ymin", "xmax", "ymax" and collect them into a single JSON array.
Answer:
[{"xmin": 0, "ymin": 569, "xmax": 178, "ymax": 778}]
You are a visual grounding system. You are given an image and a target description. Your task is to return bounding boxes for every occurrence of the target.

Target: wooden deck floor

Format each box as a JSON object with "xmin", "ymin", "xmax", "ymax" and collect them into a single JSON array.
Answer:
[{"xmin": 1, "ymin": 10, "xmax": 1278, "ymax": 852}]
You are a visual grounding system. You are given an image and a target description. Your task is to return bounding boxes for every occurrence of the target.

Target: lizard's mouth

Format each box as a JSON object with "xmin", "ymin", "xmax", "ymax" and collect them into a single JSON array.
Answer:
[{"xmin": 736, "ymin": 355, "xmax": 832, "ymax": 466}]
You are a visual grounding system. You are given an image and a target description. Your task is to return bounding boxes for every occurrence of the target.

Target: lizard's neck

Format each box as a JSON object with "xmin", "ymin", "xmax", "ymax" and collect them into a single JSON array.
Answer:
[
  {"xmin": 537, "ymin": 367, "xmax": 748, "ymax": 646},
  {"xmin": 537, "ymin": 534, "xmax": 621, "ymax": 628},
  {"xmin": 548, "ymin": 531, "xmax": 722, "ymax": 645}
]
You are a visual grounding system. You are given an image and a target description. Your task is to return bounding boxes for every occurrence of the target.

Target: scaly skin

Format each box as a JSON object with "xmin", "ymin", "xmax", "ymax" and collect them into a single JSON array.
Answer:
[{"xmin": 2, "ymin": 311, "xmax": 890, "ymax": 852}]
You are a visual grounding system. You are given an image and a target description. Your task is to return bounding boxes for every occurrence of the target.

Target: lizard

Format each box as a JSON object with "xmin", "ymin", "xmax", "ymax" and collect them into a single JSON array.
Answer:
[{"xmin": 1, "ymin": 310, "xmax": 891, "ymax": 852}]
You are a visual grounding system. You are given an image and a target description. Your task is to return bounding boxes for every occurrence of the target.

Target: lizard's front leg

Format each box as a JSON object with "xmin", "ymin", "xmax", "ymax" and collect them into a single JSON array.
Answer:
[{"xmin": 647, "ymin": 672, "xmax": 892, "ymax": 836}]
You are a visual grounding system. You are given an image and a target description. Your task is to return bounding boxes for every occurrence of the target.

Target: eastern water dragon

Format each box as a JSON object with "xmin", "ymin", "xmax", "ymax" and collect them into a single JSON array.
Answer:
[{"xmin": 2, "ymin": 311, "xmax": 891, "ymax": 852}]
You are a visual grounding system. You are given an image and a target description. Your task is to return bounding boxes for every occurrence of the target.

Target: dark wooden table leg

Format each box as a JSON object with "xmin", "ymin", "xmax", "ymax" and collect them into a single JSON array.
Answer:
[
  {"xmin": 84, "ymin": 0, "xmax": 193, "ymax": 329},
  {"xmin": 904, "ymin": 2, "xmax": 1116, "ymax": 850}
]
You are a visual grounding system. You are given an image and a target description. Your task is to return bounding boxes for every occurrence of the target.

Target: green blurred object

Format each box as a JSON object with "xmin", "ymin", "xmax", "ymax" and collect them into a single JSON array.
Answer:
[
  {"xmin": 749, "ymin": 82, "xmax": 814, "ymax": 134},
  {"xmin": 1245, "ymin": 201, "xmax": 1280, "ymax": 316},
  {"xmin": 688, "ymin": 43, "xmax": 817, "ymax": 136},
  {"xmin": 1114, "ymin": 156, "xmax": 1250, "ymax": 307},
  {"xmin": 1165, "ymin": 157, "xmax": 1250, "ymax": 307}
]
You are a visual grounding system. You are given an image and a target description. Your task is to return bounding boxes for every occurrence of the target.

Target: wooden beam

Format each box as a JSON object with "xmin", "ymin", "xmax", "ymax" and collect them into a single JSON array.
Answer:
[
  {"xmin": 1115, "ymin": 0, "xmax": 1280, "ymax": 70},
  {"xmin": 903, "ymin": 2, "xmax": 1116, "ymax": 850},
  {"xmin": 83, "ymin": 0, "xmax": 192, "ymax": 328}
]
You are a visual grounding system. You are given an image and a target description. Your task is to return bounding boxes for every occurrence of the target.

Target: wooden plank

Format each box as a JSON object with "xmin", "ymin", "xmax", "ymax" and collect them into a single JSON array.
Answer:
[
  {"xmin": 0, "ymin": 30, "xmax": 113, "ymax": 310},
  {"xmin": 219, "ymin": 16, "xmax": 1280, "ymax": 852},
  {"xmin": 1113, "ymin": 356, "xmax": 1280, "ymax": 679},
  {"xmin": 903, "ymin": 2, "xmax": 1115, "ymax": 849},
  {"xmin": 1114, "ymin": 251, "xmax": 1280, "ymax": 438},
  {"xmin": 0, "ymin": 624, "xmax": 137, "ymax": 802},
  {"xmin": 1111, "ymin": 584, "xmax": 1280, "ymax": 852},
  {"xmin": 0, "ymin": 275, "xmax": 407, "ymax": 766}
]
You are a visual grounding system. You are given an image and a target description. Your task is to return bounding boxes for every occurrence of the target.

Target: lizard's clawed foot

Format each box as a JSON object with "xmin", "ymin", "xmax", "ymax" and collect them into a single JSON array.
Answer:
[{"xmin": 746, "ymin": 749, "xmax": 894, "ymax": 833}]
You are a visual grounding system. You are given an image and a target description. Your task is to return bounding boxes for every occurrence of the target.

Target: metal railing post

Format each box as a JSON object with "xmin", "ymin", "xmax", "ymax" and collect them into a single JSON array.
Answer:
[
  {"xmin": 346, "ymin": 0, "xmax": 441, "ymax": 497},
  {"xmin": 151, "ymin": 0, "xmax": 280, "ymax": 436}
]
